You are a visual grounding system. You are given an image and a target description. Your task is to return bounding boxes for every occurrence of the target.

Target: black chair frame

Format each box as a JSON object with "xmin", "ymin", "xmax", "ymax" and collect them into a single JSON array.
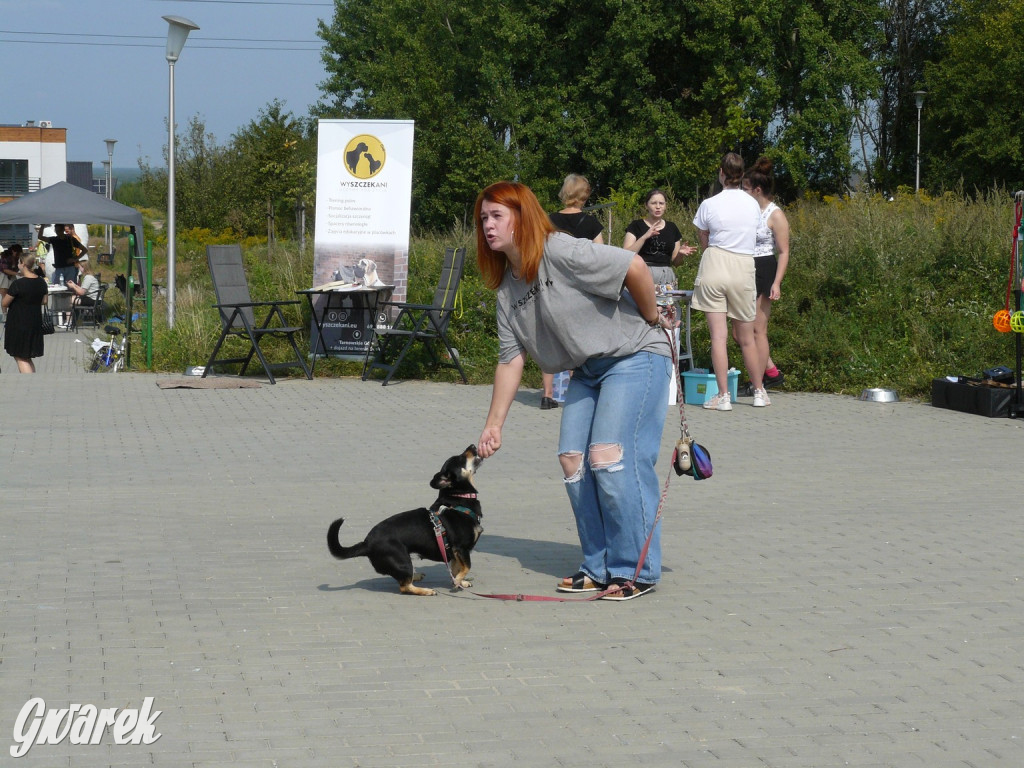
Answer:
[
  {"xmin": 70, "ymin": 283, "xmax": 108, "ymax": 331},
  {"xmin": 203, "ymin": 245, "xmax": 312, "ymax": 385},
  {"xmin": 362, "ymin": 246, "xmax": 468, "ymax": 386}
]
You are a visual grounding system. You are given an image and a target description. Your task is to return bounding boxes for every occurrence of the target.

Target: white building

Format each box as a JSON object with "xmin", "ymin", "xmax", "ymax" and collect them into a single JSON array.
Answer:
[{"xmin": 0, "ymin": 121, "xmax": 69, "ymax": 246}]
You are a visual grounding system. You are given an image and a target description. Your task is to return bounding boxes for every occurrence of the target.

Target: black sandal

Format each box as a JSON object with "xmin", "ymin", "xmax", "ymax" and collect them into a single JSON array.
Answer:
[
  {"xmin": 556, "ymin": 571, "xmax": 606, "ymax": 593},
  {"xmin": 600, "ymin": 578, "xmax": 655, "ymax": 601}
]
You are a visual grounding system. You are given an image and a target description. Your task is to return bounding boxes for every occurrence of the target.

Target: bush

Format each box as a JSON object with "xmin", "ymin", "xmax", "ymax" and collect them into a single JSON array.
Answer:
[
  {"xmin": 141, "ymin": 189, "xmax": 1021, "ymax": 397},
  {"xmin": 736, "ymin": 189, "xmax": 1018, "ymax": 395}
]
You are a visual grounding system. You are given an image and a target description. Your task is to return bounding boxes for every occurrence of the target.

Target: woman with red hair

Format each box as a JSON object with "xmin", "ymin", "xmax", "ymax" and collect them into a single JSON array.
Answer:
[{"xmin": 475, "ymin": 181, "xmax": 675, "ymax": 600}]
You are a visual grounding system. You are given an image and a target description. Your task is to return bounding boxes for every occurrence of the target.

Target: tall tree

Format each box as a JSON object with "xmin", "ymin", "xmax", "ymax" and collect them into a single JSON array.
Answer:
[
  {"xmin": 316, "ymin": 0, "xmax": 511, "ymax": 228},
  {"xmin": 854, "ymin": 0, "xmax": 948, "ymax": 193},
  {"xmin": 923, "ymin": 0, "xmax": 1024, "ymax": 191},
  {"xmin": 226, "ymin": 101, "xmax": 316, "ymax": 238},
  {"xmin": 138, "ymin": 116, "xmax": 232, "ymax": 231},
  {"xmin": 316, "ymin": 0, "xmax": 882, "ymax": 227}
]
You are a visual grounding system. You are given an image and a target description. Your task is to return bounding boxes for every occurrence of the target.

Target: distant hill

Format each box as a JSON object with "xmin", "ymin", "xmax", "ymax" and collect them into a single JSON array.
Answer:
[{"xmin": 113, "ymin": 166, "xmax": 142, "ymax": 184}]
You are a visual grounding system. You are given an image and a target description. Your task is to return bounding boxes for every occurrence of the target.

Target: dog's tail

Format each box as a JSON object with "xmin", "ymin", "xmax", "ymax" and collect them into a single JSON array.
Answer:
[{"xmin": 327, "ymin": 518, "xmax": 368, "ymax": 560}]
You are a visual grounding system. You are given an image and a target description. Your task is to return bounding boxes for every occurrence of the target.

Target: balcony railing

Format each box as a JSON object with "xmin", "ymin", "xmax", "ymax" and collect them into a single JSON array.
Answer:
[{"xmin": 0, "ymin": 178, "xmax": 41, "ymax": 196}]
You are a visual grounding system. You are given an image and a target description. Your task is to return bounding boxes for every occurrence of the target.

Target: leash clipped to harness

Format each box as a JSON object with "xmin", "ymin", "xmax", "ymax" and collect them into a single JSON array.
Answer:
[
  {"xmin": 430, "ymin": 494, "xmax": 481, "ymax": 590},
  {"xmin": 429, "ymin": 509, "xmax": 455, "ymax": 586}
]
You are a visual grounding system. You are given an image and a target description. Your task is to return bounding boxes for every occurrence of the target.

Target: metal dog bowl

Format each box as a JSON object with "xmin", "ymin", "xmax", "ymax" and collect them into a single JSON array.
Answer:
[{"xmin": 858, "ymin": 388, "xmax": 899, "ymax": 403}]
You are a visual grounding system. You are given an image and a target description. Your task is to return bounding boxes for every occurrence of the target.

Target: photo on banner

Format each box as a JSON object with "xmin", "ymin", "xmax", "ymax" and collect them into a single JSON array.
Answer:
[{"xmin": 311, "ymin": 119, "xmax": 414, "ymax": 359}]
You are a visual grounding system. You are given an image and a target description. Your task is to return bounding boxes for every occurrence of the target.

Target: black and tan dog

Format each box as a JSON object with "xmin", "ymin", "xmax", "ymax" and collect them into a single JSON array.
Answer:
[{"xmin": 327, "ymin": 445, "xmax": 483, "ymax": 595}]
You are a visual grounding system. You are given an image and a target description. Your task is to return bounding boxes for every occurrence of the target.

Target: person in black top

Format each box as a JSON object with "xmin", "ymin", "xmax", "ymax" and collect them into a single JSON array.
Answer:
[
  {"xmin": 540, "ymin": 174, "xmax": 606, "ymax": 410},
  {"xmin": 36, "ymin": 224, "xmax": 89, "ymax": 286},
  {"xmin": 549, "ymin": 174, "xmax": 604, "ymax": 243},
  {"xmin": 622, "ymin": 189, "xmax": 695, "ymax": 288}
]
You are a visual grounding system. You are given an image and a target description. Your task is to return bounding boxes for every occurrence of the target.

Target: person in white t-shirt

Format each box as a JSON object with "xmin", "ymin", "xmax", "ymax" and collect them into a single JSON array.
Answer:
[
  {"xmin": 691, "ymin": 153, "xmax": 765, "ymax": 410},
  {"xmin": 65, "ymin": 256, "xmax": 101, "ymax": 328}
]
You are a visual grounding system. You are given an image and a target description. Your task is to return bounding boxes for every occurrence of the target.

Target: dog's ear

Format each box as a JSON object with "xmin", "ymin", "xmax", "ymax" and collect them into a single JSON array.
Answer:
[{"xmin": 430, "ymin": 470, "xmax": 452, "ymax": 489}]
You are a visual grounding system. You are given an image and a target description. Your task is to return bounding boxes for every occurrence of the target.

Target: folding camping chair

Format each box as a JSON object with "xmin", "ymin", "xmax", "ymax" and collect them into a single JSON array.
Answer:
[
  {"xmin": 202, "ymin": 244, "xmax": 312, "ymax": 385},
  {"xmin": 361, "ymin": 246, "xmax": 468, "ymax": 386},
  {"xmin": 70, "ymin": 283, "xmax": 108, "ymax": 331}
]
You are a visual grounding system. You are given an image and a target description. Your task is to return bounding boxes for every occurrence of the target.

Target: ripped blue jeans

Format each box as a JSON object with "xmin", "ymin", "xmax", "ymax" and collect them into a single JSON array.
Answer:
[{"xmin": 557, "ymin": 351, "xmax": 671, "ymax": 585}]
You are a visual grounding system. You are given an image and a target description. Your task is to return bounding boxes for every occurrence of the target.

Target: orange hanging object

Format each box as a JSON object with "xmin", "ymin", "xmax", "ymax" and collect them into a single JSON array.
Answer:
[
  {"xmin": 1011, "ymin": 311, "xmax": 1024, "ymax": 333},
  {"xmin": 993, "ymin": 309, "xmax": 1012, "ymax": 332}
]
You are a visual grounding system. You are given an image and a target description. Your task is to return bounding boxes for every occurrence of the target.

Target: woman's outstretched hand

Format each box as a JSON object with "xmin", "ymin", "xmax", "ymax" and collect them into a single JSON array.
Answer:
[{"xmin": 477, "ymin": 426, "xmax": 503, "ymax": 459}]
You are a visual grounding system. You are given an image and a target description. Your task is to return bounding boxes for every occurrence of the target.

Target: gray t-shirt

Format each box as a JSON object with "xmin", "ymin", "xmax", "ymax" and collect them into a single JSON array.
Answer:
[
  {"xmin": 496, "ymin": 232, "xmax": 671, "ymax": 372},
  {"xmin": 79, "ymin": 273, "xmax": 100, "ymax": 300}
]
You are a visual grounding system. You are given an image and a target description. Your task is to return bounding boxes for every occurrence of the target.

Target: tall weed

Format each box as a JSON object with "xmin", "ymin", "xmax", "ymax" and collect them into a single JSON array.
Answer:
[{"xmin": 142, "ymin": 191, "xmax": 1021, "ymax": 396}]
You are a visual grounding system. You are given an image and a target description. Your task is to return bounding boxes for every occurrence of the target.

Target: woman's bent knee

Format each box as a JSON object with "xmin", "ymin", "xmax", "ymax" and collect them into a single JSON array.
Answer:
[
  {"xmin": 559, "ymin": 451, "xmax": 584, "ymax": 482},
  {"xmin": 589, "ymin": 442, "xmax": 622, "ymax": 471}
]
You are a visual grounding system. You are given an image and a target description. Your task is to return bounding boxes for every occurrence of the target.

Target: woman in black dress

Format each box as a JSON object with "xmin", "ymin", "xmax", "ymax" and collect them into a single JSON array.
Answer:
[{"xmin": 2, "ymin": 250, "xmax": 49, "ymax": 373}]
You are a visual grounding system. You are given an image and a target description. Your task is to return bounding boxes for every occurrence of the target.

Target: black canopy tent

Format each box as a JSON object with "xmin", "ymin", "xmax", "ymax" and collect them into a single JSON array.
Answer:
[
  {"xmin": 0, "ymin": 181, "xmax": 149, "ymax": 363},
  {"xmin": 0, "ymin": 181, "xmax": 146, "ymax": 274}
]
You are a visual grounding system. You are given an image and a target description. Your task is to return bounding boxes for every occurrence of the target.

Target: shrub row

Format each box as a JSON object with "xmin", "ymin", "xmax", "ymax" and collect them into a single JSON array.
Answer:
[{"xmin": 140, "ymin": 190, "xmax": 1022, "ymax": 398}]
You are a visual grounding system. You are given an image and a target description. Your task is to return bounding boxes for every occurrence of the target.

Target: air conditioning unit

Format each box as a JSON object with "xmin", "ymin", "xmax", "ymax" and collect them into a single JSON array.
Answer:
[{"xmin": 38, "ymin": 120, "xmax": 53, "ymax": 128}]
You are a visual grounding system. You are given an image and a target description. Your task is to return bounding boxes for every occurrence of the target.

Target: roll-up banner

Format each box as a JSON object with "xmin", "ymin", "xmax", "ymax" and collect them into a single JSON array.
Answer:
[{"xmin": 311, "ymin": 119, "xmax": 414, "ymax": 359}]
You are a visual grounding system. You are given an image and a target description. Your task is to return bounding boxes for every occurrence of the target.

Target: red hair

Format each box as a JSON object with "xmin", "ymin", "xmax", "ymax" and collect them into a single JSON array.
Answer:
[{"xmin": 475, "ymin": 181, "xmax": 555, "ymax": 289}]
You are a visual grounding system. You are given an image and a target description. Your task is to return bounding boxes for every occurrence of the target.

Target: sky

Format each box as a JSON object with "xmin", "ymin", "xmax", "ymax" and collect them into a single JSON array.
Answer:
[{"xmin": 0, "ymin": 0, "xmax": 332, "ymax": 171}]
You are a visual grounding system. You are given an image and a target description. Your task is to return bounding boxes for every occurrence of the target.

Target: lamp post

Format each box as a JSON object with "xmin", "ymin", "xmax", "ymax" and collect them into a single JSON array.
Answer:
[
  {"xmin": 914, "ymin": 90, "xmax": 926, "ymax": 193},
  {"xmin": 163, "ymin": 15, "xmax": 200, "ymax": 328},
  {"xmin": 104, "ymin": 138, "xmax": 116, "ymax": 254}
]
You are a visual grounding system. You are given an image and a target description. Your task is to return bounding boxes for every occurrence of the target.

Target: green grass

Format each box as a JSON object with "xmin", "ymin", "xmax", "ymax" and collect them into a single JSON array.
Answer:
[
  {"xmin": 624, "ymin": 188, "xmax": 1021, "ymax": 396},
  {"xmin": 137, "ymin": 190, "xmax": 1023, "ymax": 397}
]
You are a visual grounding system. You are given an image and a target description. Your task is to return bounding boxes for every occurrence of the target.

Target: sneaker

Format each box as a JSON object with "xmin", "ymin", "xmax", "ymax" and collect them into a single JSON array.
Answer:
[
  {"xmin": 752, "ymin": 388, "xmax": 771, "ymax": 407},
  {"xmin": 540, "ymin": 396, "xmax": 559, "ymax": 410},
  {"xmin": 738, "ymin": 382, "xmax": 754, "ymax": 397},
  {"xmin": 763, "ymin": 370, "xmax": 784, "ymax": 388},
  {"xmin": 703, "ymin": 392, "xmax": 732, "ymax": 411}
]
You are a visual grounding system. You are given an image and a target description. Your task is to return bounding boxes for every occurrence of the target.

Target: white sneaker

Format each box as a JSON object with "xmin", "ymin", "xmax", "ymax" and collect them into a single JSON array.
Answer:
[
  {"xmin": 703, "ymin": 392, "xmax": 732, "ymax": 411},
  {"xmin": 752, "ymin": 388, "xmax": 771, "ymax": 407}
]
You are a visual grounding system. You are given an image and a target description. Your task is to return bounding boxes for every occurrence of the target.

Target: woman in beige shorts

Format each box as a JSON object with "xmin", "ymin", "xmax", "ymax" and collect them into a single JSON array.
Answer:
[{"xmin": 691, "ymin": 153, "xmax": 766, "ymax": 410}]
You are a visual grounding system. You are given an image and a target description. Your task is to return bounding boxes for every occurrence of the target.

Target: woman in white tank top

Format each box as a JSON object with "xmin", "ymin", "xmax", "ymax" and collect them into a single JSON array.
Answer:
[{"xmin": 741, "ymin": 157, "xmax": 790, "ymax": 391}]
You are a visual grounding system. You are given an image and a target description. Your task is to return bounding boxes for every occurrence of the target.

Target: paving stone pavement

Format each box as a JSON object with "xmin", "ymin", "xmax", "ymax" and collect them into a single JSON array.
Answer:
[{"xmin": 2, "ymin": 330, "xmax": 1023, "ymax": 766}]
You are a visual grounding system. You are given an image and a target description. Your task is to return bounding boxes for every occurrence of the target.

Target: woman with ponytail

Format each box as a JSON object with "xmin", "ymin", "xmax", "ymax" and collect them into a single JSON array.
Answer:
[
  {"xmin": 741, "ymin": 156, "xmax": 790, "ymax": 390},
  {"xmin": 691, "ymin": 153, "xmax": 764, "ymax": 410}
]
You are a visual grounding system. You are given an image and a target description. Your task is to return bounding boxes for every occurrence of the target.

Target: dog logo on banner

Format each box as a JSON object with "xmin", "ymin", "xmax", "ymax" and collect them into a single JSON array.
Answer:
[{"xmin": 343, "ymin": 134, "xmax": 386, "ymax": 179}]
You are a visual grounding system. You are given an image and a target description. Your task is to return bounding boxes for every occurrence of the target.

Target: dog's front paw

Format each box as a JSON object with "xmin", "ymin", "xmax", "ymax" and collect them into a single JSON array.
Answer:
[{"xmin": 457, "ymin": 579, "xmax": 473, "ymax": 589}]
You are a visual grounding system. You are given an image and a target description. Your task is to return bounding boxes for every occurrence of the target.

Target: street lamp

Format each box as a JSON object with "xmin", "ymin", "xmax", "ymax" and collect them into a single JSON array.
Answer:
[
  {"xmin": 104, "ymin": 138, "xmax": 116, "ymax": 254},
  {"xmin": 914, "ymin": 90, "xmax": 926, "ymax": 193},
  {"xmin": 163, "ymin": 14, "xmax": 200, "ymax": 328}
]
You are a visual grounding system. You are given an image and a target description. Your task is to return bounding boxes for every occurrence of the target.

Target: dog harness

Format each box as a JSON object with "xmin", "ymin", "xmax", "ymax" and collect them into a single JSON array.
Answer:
[{"xmin": 429, "ymin": 495, "xmax": 481, "ymax": 588}]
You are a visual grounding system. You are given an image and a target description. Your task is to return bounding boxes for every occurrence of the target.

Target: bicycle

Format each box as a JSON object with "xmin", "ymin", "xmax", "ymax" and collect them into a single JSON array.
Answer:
[{"xmin": 88, "ymin": 324, "xmax": 127, "ymax": 372}]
